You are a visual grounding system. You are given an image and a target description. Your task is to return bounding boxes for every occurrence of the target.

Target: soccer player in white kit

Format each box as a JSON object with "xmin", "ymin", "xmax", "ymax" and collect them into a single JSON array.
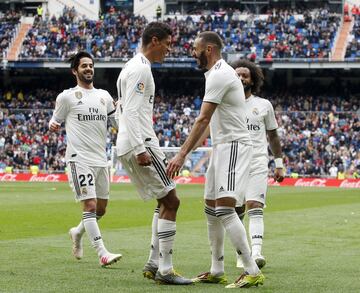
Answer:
[
  {"xmin": 49, "ymin": 52, "xmax": 121, "ymax": 267},
  {"xmin": 167, "ymin": 31, "xmax": 265, "ymax": 289},
  {"xmin": 231, "ymin": 59, "xmax": 285, "ymax": 269},
  {"xmin": 116, "ymin": 22, "xmax": 192, "ymax": 285}
]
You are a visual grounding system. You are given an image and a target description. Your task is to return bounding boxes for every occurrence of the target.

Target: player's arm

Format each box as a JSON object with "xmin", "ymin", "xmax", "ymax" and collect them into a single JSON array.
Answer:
[
  {"xmin": 192, "ymin": 125, "xmax": 210, "ymax": 150},
  {"xmin": 167, "ymin": 102, "xmax": 217, "ymax": 178},
  {"xmin": 106, "ymin": 92, "xmax": 118, "ymax": 129},
  {"xmin": 166, "ymin": 71, "xmax": 227, "ymax": 177},
  {"xmin": 122, "ymin": 67, "xmax": 151, "ymax": 166},
  {"xmin": 266, "ymin": 101, "xmax": 284, "ymax": 182},
  {"xmin": 49, "ymin": 93, "xmax": 68, "ymax": 132}
]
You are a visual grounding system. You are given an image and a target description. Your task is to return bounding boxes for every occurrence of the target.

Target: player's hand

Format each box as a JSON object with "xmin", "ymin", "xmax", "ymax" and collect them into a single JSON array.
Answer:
[
  {"xmin": 274, "ymin": 168, "xmax": 285, "ymax": 182},
  {"xmin": 166, "ymin": 153, "xmax": 185, "ymax": 179},
  {"xmin": 136, "ymin": 151, "xmax": 152, "ymax": 166},
  {"xmin": 49, "ymin": 120, "xmax": 61, "ymax": 132}
]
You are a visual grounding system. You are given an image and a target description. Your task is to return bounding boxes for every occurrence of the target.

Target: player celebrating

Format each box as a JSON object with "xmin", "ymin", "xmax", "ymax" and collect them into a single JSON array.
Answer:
[
  {"xmin": 115, "ymin": 22, "xmax": 192, "ymax": 285},
  {"xmin": 231, "ymin": 59, "xmax": 284, "ymax": 269},
  {"xmin": 166, "ymin": 31, "xmax": 264, "ymax": 289},
  {"xmin": 49, "ymin": 51, "xmax": 121, "ymax": 267}
]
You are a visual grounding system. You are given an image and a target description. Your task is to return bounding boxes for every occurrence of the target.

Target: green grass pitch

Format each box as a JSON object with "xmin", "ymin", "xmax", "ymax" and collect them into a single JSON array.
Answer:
[{"xmin": 0, "ymin": 182, "xmax": 359, "ymax": 292}]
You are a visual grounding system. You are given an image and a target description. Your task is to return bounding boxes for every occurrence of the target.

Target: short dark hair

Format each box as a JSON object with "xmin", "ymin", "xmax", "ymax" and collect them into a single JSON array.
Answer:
[
  {"xmin": 230, "ymin": 59, "xmax": 264, "ymax": 94},
  {"xmin": 68, "ymin": 51, "xmax": 94, "ymax": 70},
  {"xmin": 197, "ymin": 31, "xmax": 224, "ymax": 50},
  {"xmin": 142, "ymin": 22, "xmax": 172, "ymax": 47}
]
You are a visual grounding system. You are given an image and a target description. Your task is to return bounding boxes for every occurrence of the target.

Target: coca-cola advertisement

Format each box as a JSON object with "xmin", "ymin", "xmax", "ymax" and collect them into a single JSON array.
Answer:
[{"xmin": 0, "ymin": 173, "xmax": 359, "ymax": 188}]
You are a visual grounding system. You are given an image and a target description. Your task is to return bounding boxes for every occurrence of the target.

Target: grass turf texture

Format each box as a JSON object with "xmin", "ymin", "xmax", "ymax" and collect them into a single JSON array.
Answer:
[{"xmin": 0, "ymin": 182, "xmax": 359, "ymax": 292}]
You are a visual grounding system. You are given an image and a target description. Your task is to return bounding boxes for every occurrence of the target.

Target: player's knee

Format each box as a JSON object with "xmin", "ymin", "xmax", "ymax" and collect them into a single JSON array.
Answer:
[
  {"xmin": 163, "ymin": 196, "xmax": 180, "ymax": 212},
  {"xmin": 82, "ymin": 198, "xmax": 97, "ymax": 212},
  {"xmin": 170, "ymin": 196, "xmax": 180, "ymax": 211},
  {"xmin": 96, "ymin": 207, "xmax": 106, "ymax": 217},
  {"xmin": 246, "ymin": 200, "xmax": 263, "ymax": 210}
]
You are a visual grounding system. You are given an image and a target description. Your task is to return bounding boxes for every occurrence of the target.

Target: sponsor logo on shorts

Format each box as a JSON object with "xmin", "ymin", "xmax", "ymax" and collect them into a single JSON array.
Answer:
[{"xmin": 219, "ymin": 186, "xmax": 225, "ymax": 192}]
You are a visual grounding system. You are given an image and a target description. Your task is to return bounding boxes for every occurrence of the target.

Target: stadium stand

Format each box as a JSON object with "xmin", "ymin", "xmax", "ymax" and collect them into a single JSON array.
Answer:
[
  {"xmin": 0, "ymin": 1, "xmax": 358, "ymax": 180},
  {"xmin": 345, "ymin": 11, "xmax": 360, "ymax": 59},
  {"xmin": 19, "ymin": 7, "xmax": 147, "ymax": 59},
  {"xmin": 0, "ymin": 88, "xmax": 358, "ymax": 177},
  {"xmin": 0, "ymin": 10, "xmax": 21, "ymax": 59},
  {"xmin": 18, "ymin": 6, "xmax": 341, "ymax": 61}
]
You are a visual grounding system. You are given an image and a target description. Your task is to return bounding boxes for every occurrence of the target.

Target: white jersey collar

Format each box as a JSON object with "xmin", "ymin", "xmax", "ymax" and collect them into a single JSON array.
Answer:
[{"xmin": 75, "ymin": 85, "xmax": 95, "ymax": 92}]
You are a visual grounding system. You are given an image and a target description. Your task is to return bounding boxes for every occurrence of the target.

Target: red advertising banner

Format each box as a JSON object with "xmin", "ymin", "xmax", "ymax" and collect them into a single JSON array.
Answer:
[{"xmin": 0, "ymin": 173, "xmax": 359, "ymax": 188}]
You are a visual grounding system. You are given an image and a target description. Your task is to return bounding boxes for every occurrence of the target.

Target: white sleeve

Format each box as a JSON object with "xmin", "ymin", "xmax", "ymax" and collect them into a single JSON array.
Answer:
[
  {"xmin": 265, "ymin": 100, "xmax": 278, "ymax": 130},
  {"xmin": 105, "ymin": 91, "xmax": 117, "ymax": 128},
  {"xmin": 52, "ymin": 92, "xmax": 69, "ymax": 123},
  {"xmin": 105, "ymin": 91, "xmax": 116, "ymax": 117},
  {"xmin": 203, "ymin": 72, "xmax": 230, "ymax": 104},
  {"xmin": 122, "ymin": 66, "xmax": 149, "ymax": 155}
]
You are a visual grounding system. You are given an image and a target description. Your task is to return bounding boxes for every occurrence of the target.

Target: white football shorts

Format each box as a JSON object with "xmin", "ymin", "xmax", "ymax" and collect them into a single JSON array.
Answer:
[
  {"xmin": 204, "ymin": 140, "xmax": 252, "ymax": 202},
  {"xmin": 244, "ymin": 170, "xmax": 268, "ymax": 205},
  {"xmin": 118, "ymin": 146, "xmax": 175, "ymax": 201},
  {"xmin": 67, "ymin": 161, "xmax": 110, "ymax": 202}
]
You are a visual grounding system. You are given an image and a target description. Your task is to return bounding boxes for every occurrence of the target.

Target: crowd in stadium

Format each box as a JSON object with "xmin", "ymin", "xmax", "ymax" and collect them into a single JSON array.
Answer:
[
  {"xmin": 18, "ymin": 5, "xmax": 341, "ymax": 60},
  {"xmin": 0, "ymin": 10, "xmax": 20, "ymax": 58},
  {"xmin": 0, "ymin": 88, "xmax": 358, "ymax": 177},
  {"xmin": 0, "ymin": 3, "xmax": 359, "ymax": 179},
  {"xmin": 20, "ymin": 7, "xmax": 147, "ymax": 60},
  {"xmin": 346, "ymin": 13, "xmax": 360, "ymax": 59}
]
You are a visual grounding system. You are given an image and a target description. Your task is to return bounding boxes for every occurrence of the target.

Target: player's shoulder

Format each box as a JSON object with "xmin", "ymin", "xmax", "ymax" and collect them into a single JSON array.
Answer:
[
  {"xmin": 57, "ymin": 87, "xmax": 77, "ymax": 100},
  {"xmin": 127, "ymin": 54, "xmax": 150, "ymax": 71},
  {"xmin": 253, "ymin": 96, "xmax": 275, "ymax": 110},
  {"xmin": 211, "ymin": 60, "xmax": 236, "ymax": 80},
  {"xmin": 96, "ymin": 88, "xmax": 113, "ymax": 101},
  {"xmin": 212, "ymin": 59, "xmax": 229, "ymax": 72},
  {"xmin": 95, "ymin": 88, "xmax": 110, "ymax": 95}
]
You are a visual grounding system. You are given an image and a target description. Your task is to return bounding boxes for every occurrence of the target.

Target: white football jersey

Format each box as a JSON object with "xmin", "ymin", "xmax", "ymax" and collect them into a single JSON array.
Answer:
[
  {"xmin": 245, "ymin": 95, "xmax": 278, "ymax": 168},
  {"xmin": 116, "ymin": 53, "xmax": 159, "ymax": 156},
  {"xmin": 52, "ymin": 85, "xmax": 115, "ymax": 167},
  {"xmin": 203, "ymin": 59, "xmax": 251, "ymax": 146}
]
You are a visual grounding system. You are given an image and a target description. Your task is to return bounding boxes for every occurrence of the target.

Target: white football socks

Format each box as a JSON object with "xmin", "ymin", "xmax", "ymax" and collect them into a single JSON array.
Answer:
[
  {"xmin": 248, "ymin": 208, "xmax": 264, "ymax": 256},
  {"xmin": 82, "ymin": 212, "xmax": 108, "ymax": 257},
  {"xmin": 216, "ymin": 206, "xmax": 260, "ymax": 275},
  {"xmin": 158, "ymin": 219, "xmax": 176, "ymax": 275},
  {"xmin": 147, "ymin": 208, "xmax": 160, "ymax": 267},
  {"xmin": 205, "ymin": 205, "xmax": 225, "ymax": 276}
]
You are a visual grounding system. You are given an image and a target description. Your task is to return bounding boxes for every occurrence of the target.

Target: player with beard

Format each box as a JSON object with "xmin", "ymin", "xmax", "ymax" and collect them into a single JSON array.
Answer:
[
  {"xmin": 166, "ymin": 31, "xmax": 265, "ymax": 288},
  {"xmin": 231, "ymin": 59, "xmax": 284, "ymax": 269},
  {"xmin": 49, "ymin": 51, "xmax": 121, "ymax": 267}
]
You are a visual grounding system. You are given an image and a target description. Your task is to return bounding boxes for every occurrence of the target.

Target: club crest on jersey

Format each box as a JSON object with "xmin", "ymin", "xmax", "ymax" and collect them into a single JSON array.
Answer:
[
  {"xmin": 252, "ymin": 108, "xmax": 259, "ymax": 115},
  {"xmin": 100, "ymin": 98, "xmax": 105, "ymax": 105},
  {"xmin": 75, "ymin": 91, "xmax": 82, "ymax": 99},
  {"xmin": 136, "ymin": 82, "xmax": 145, "ymax": 94}
]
